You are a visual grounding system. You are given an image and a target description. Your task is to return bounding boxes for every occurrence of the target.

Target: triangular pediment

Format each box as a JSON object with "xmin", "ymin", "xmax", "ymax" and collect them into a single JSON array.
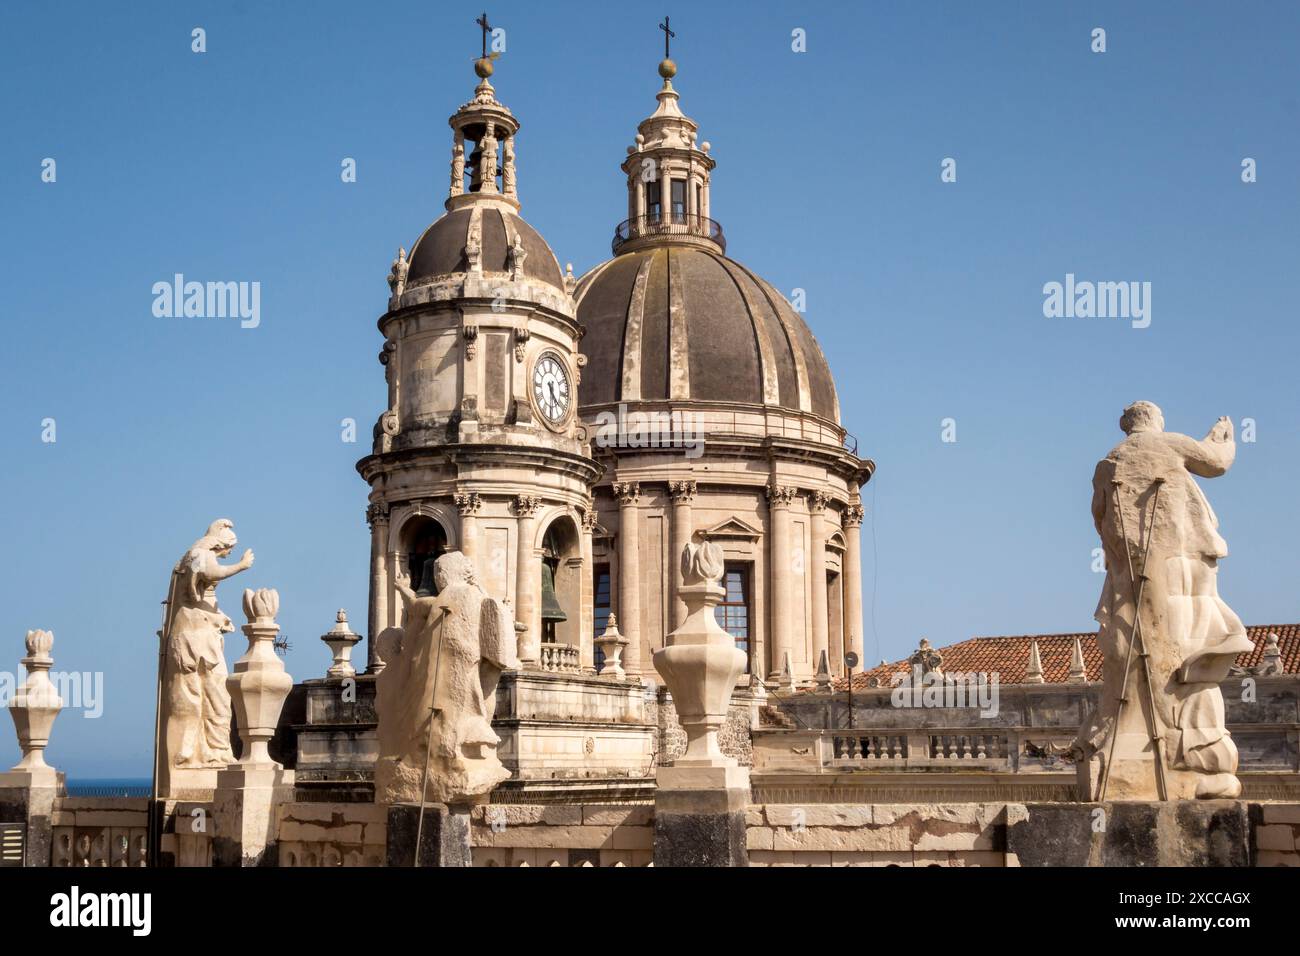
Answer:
[{"xmin": 702, "ymin": 516, "xmax": 762, "ymax": 540}]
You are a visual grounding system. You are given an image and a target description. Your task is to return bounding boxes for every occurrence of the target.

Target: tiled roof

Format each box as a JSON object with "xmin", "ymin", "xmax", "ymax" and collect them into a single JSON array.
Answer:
[{"xmin": 835, "ymin": 624, "xmax": 1299, "ymax": 691}]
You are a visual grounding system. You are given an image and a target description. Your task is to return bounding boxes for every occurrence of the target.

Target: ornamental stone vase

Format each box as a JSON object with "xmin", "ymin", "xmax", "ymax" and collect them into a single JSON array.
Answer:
[
  {"xmin": 227, "ymin": 588, "xmax": 294, "ymax": 768},
  {"xmin": 652, "ymin": 542, "xmax": 747, "ymax": 767},
  {"xmin": 8, "ymin": 629, "xmax": 63, "ymax": 771}
]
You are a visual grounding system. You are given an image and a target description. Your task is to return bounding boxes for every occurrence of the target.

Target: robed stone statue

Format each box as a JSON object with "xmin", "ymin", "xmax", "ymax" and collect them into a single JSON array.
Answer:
[
  {"xmin": 159, "ymin": 519, "xmax": 253, "ymax": 786},
  {"xmin": 374, "ymin": 551, "xmax": 518, "ymax": 806},
  {"xmin": 1076, "ymin": 402, "xmax": 1253, "ymax": 800}
]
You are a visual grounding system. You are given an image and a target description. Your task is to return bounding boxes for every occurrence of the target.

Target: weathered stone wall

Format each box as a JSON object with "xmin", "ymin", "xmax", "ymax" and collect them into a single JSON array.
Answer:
[
  {"xmin": 469, "ymin": 803, "xmax": 654, "ymax": 866},
  {"xmin": 1256, "ymin": 803, "xmax": 1300, "ymax": 866},
  {"xmin": 276, "ymin": 801, "xmax": 387, "ymax": 866}
]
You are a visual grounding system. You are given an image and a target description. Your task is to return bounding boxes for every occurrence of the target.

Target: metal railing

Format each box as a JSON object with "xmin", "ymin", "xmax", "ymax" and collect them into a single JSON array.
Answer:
[{"xmin": 612, "ymin": 213, "xmax": 726, "ymax": 254}]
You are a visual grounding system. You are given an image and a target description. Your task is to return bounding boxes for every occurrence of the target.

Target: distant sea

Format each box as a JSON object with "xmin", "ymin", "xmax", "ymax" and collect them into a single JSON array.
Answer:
[{"xmin": 65, "ymin": 778, "xmax": 152, "ymax": 797}]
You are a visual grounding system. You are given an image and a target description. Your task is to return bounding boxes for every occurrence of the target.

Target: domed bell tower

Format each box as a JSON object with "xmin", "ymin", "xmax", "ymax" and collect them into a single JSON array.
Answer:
[{"xmin": 357, "ymin": 44, "xmax": 601, "ymax": 675}]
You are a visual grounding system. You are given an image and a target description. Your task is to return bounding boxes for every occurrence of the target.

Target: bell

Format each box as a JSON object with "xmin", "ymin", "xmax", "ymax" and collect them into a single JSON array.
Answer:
[
  {"xmin": 539, "ymin": 561, "xmax": 567, "ymax": 623},
  {"xmin": 416, "ymin": 556, "xmax": 438, "ymax": 597}
]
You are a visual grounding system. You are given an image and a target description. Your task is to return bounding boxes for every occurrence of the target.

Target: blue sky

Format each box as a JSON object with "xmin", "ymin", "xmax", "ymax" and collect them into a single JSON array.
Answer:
[{"xmin": 1, "ymin": 1, "xmax": 1297, "ymax": 775}]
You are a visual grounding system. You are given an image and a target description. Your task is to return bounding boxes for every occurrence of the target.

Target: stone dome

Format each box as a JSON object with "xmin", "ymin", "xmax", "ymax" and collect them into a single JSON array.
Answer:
[
  {"xmin": 574, "ymin": 246, "xmax": 840, "ymax": 422},
  {"xmin": 405, "ymin": 205, "xmax": 565, "ymax": 290}
]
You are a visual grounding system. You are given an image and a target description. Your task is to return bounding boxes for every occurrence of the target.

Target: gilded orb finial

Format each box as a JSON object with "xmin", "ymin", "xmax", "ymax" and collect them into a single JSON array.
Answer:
[
  {"xmin": 658, "ymin": 58, "xmax": 676, "ymax": 79},
  {"xmin": 475, "ymin": 56, "xmax": 494, "ymax": 79}
]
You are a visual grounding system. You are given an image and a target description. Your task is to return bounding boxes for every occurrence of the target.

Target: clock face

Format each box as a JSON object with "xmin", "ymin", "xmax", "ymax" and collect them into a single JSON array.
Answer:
[{"xmin": 532, "ymin": 352, "xmax": 571, "ymax": 425}]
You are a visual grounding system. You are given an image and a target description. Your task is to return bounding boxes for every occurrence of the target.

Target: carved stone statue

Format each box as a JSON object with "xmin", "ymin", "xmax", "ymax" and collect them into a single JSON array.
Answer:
[
  {"xmin": 478, "ymin": 122, "xmax": 498, "ymax": 193},
  {"xmin": 387, "ymin": 247, "xmax": 408, "ymax": 310},
  {"xmin": 450, "ymin": 135, "xmax": 465, "ymax": 196},
  {"xmin": 1075, "ymin": 402, "xmax": 1254, "ymax": 800},
  {"xmin": 159, "ymin": 520, "xmax": 253, "ymax": 789},
  {"xmin": 374, "ymin": 551, "xmax": 518, "ymax": 806},
  {"xmin": 501, "ymin": 137, "xmax": 516, "ymax": 197}
]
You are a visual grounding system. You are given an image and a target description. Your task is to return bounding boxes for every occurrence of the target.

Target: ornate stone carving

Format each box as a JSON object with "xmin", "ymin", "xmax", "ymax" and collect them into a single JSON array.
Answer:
[
  {"xmin": 612, "ymin": 481, "xmax": 640, "ymax": 505},
  {"xmin": 450, "ymin": 131, "xmax": 465, "ymax": 197},
  {"xmin": 375, "ymin": 552, "xmax": 519, "ymax": 805},
  {"xmin": 366, "ymin": 501, "xmax": 390, "ymax": 526},
  {"xmin": 462, "ymin": 321, "xmax": 479, "ymax": 360},
  {"xmin": 668, "ymin": 479, "xmax": 697, "ymax": 503},
  {"xmin": 513, "ymin": 325, "xmax": 530, "ymax": 363},
  {"xmin": 908, "ymin": 638, "xmax": 943, "ymax": 677},
  {"xmin": 765, "ymin": 483, "xmax": 797, "ymax": 507},
  {"xmin": 574, "ymin": 352, "xmax": 587, "ymax": 385},
  {"xmin": 507, "ymin": 232, "xmax": 528, "ymax": 280},
  {"xmin": 7, "ymin": 629, "xmax": 63, "ymax": 773},
  {"xmin": 465, "ymin": 211, "xmax": 483, "ymax": 274},
  {"xmin": 502, "ymin": 136, "xmax": 516, "ymax": 198},
  {"xmin": 479, "ymin": 122, "xmax": 498, "ymax": 194},
  {"xmin": 843, "ymin": 504, "xmax": 865, "ymax": 528},
  {"xmin": 512, "ymin": 494, "xmax": 541, "ymax": 518},
  {"xmin": 652, "ymin": 541, "xmax": 747, "ymax": 767},
  {"xmin": 160, "ymin": 520, "xmax": 252, "ymax": 774},
  {"xmin": 387, "ymin": 247, "xmax": 408, "ymax": 310},
  {"xmin": 808, "ymin": 490, "xmax": 831, "ymax": 513},
  {"xmin": 580, "ymin": 505, "xmax": 599, "ymax": 533},
  {"xmin": 454, "ymin": 491, "xmax": 482, "ymax": 516},
  {"xmin": 320, "ymin": 609, "xmax": 362, "ymax": 679},
  {"xmin": 1076, "ymin": 401, "xmax": 1254, "ymax": 801},
  {"xmin": 227, "ymin": 588, "xmax": 293, "ymax": 768}
]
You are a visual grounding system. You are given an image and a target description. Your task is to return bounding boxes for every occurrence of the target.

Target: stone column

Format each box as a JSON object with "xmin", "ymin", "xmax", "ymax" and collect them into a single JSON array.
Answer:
[
  {"xmin": 455, "ymin": 491, "xmax": 481, "ymax": 567},
  {"xmin": 669, "ymin": 479, "xmax": 697, "ymax": 630},
  {"xmin": 767, "ymin": 483, "xmax": 797, "ymax": 685},
  {"xmin": 366, "ymin": 502, "xmax": 389, "ymax": 674},
  {"xmin": 614, "ymin": 481, "xmax": 642, "ymax": 678},
  {"xmin": 513, "ymin": 495, "xmax": 541, "ymax": 665},
  {"xmin": 579, "ymin": 505, "xmax": 598, "ymax": 673},
  {"xmin": 808, "ymin": 491, "xmax": 830, "ymax": 683},
  {"xmin": 842, "ymin": 503, "xmax": 866, "ymax": 670}
]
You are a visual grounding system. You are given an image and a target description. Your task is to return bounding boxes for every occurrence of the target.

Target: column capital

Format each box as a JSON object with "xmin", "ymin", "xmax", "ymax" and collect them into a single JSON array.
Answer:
[
  {"xmin": 843, "ymin": 503, "xmax": 865, "ymax": 528},
  {"xmin": 668, "ymin": 479, "xmax": 698, "ymax": 503},
  {"xmin": 766, "ymin": 483, "xmax": 798, "ymax": 508},
  {"xmin": 613, "ymin": 481, "xmax": 641, "ymax": 505},
  {"xmin": 807, "ymin": 490, "xmax": 831, "ymax": 513},
  {"xmin": 512, "ymin": 494, "xmax": 541, "ymax": 518},
  {"xmin": 366, "ymin": 501, "xmax": 390, "ymax": 526},
  {"xmin": 580, "ymin": 505, "xmax": 599, "ymax": 533},
  {"xmin": 454, "ymin": 491, "xmax": 482, "ymax": 516}
]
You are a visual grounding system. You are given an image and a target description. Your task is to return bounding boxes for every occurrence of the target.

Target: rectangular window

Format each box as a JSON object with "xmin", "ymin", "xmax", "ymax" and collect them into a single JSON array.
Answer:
[
  {"xmin": 671, "ymin": 179, "xmax": 686, "ymax": 222},
  {"xmin": 646, "ymin": 181, "xmax": 661, "ymax": 220},
  {"xmin": 713, "ymin": 562, "xmax": 751, "ymax": 672},
  {"xmin": 593, "ymin": 563, "xmax": 612, "ymax": 669}
]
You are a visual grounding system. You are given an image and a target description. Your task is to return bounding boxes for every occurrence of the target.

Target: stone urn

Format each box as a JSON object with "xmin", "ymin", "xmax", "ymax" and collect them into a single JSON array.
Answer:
[
  {"xmin": 8, "ymin": 629, "xmax": 63, "ymax": 771},
  {"xmin": 652, "ymin": 542, "xmax": 747, "ymax": 767},
  {"xmin": 227, "ymin": 588, "xmax": 294, "ymax": 768},
  {"xmin": 594, "ymin": 613, "xmax": 629, "ymax": 678},
  {"xmin": 320, "ymin": 609, "xmax": 361, "ymax": 678}
]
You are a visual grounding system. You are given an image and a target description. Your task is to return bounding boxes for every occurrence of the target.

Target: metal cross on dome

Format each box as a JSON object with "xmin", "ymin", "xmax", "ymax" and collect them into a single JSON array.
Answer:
[
  {"xmin": 476, "ymin": 11, "xmax": 493, "ymax": 59},
  {"xmin": 659, "ymin": 16, "xmax": 675, "ymax": 58}
]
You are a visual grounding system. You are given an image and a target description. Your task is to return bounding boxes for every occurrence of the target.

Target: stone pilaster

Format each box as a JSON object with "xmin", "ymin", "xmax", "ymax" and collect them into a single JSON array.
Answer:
[
  {"xmin": 614, "ymin": 481, "xmax": 642, "ymax": 678},
  {"xmin": 668, "ymin": 479, "xmax": 697, "ymax": 629},
  {"xmin": 842, "ymin": 503, "xmax": 866, "ymax": 670},
  {"xmin": 513, "ymin": 495, "xmax": 541, "ymax": 665},
  {"xmin": 579, "ymin": 505, "xmax": 598, "ymax": 673},
  {"xmin": 455, "ymin": 491, "xmax": 482, "ymax": 567}
]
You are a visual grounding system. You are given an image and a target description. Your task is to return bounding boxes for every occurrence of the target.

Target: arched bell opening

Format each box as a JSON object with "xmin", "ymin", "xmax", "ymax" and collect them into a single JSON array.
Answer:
[
  {"xmin": 403, "ymin": 516, "xmax": 449, "ymax": 595},
  {"xmin": 539, "ymin": 516, "xmax": 581, "ymax": 649}
]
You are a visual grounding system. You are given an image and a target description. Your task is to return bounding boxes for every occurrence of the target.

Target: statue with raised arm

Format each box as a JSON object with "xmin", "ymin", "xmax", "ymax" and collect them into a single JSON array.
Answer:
[
  {"xmin": 374, "ymin": 551, "xmax": 518, "ymax": 806},
  {"xmin": 159, "ymin": 519, "xmax": 253, "ymax": 790},
  {"xmin": 1075, "ymin": 402, "xmax": 1254, "ymax": 800}
]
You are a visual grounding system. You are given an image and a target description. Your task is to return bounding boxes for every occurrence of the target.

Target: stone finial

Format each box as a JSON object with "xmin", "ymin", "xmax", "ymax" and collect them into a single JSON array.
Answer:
[
  {"xmin": 1024, "ymin": 639, "xmax": 1045, "ymax": 684},
  {"xmin": 321, "ymin": 609, "xmax": 362, "ymax": 679},
  {"xmin": 814, "ymin": 649, "xmax": 832, "ymax": 690},
  {"xmin": 1067, "ymin": 637, "xmax": 1087, "ymax": 683},
  {"xmin": 908, "ymin": 638, "xmax": 943, "ymax": 678},
  {"xmin": 7, "ymin": 630, "xmax": 63, "ymax": 773},
  {"xmin": 594, "ymin": 613, "xmax": 629, "ymax": 679},
  {"xmin": 1258, "ymin": 632, "xmax": 1283, "ymax": 676},
  {"xmin": 652, "ymin": 542, "xmax": 748, "ymax": 768},
  {"xmin": 777, "ymin": 651, "xmax": 796, "ymax": 691},
  {"xmin": 228, "ymin": 589, "xmax": 293, "ymax": 768}
]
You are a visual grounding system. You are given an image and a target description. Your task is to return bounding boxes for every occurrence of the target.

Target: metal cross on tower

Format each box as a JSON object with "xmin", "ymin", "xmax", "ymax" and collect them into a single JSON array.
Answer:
[
  {"xmin": 659, "ymin": 16, "xmax": 675, "ymax": 58},
  {"xmin": 476, "ymin": 11, "xmax": 493, "ymax": 59}
]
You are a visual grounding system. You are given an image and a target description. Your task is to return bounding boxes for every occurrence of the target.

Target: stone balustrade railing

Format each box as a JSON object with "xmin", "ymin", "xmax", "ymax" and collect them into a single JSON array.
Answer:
[
  {"xmin": 755, "ymin": 729, "xmax": 1082, "ymax": 774},
  {"xmin": 537, "ymin": 643, "xmax": 581, "ymax": 674}
]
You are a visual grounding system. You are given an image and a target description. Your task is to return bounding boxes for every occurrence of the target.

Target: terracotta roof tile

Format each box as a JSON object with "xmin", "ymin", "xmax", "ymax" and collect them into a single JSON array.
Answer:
[{"xmin": 834, "ymin": 624, "xmax": 1298, "ymax": 692}]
